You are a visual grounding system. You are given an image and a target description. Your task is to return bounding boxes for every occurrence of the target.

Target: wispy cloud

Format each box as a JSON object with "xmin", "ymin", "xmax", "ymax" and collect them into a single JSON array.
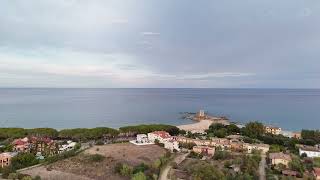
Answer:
[
  {"xmin": 149, "ymin": 72, "xmax": 255, "ymax": 81},
  {"xmin": 141, "ymin": 32, "xmax": 160, "ymax": 36}
]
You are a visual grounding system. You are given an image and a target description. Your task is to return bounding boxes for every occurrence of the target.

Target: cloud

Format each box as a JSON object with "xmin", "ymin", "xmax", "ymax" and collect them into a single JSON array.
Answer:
[
  {"xmin": 141, "ymin": 32, "xmax": 160, "ymax": 36},
  {"xmin": 149, "ymin": 72, "xmax": 254, "ymax": 81}
]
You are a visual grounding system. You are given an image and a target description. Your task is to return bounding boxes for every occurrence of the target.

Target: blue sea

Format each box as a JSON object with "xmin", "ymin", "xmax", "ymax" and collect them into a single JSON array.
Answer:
[{"xmin": 0, "ymin": 88, "xmax": 319, "ymax": 131}]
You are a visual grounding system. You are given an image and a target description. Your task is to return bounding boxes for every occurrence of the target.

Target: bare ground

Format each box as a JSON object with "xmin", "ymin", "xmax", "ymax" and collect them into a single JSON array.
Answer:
[{"xmin": 21, "ymin": 143, "xmax": 167, "ymax": 180}]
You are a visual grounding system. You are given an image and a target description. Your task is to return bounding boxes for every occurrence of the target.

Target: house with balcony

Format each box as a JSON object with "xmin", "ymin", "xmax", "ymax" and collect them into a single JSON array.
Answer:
[
  {"xmin": 265, "ymin": 126, "xmax": 282, "ymax": 135},
  {"xmin": 0, "ymin": 152, "xmax": 18, "ymax": 168}
]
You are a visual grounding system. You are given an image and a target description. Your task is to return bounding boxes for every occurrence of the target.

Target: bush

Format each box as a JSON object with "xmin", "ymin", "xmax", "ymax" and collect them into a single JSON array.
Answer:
[
  {"xmin": 11, "ymin": 153, "xmax": 39, "ymax": 170},
  {"xmin": 187, "ymin": 161, "xmax": 225, "ymax": 180},
  {"xmin": 120, "ymin": 164, "xmax": 134, "ymax": 177},
  {"xmin": 0, "ymin": 166, "xmax": 15, "ymax": 179},
  {"xmin": 188, "ymin": 151, "xmax": 203, "ymax": 159},
  {"xmin": 45, "ymin": 150, "xmax": 77, "ymax": 164},
  {"xmin": 87, "ymin": 154, "xmax": 105, "ymax": 162},
  {"xmin": 213, "ymin": 150, "xmax": 231, "ymax": 160},
  {"xmin": 132, "ymin": 172, "xmax": 147, "ymax": 180},
  {"xmin": 133, "ymin": 163, "xmax": 148, "ymax": 174}
]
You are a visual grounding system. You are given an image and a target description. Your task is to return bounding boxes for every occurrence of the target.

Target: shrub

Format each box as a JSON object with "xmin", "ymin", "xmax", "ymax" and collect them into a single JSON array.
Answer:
[
  {"xmin": 132, "ymin": 172, "xmax": 147, "ymax": 180},
  {"xmin": 11, "ymin": 153, "xmax": 39, "ymax": 170},
  {"xmin": 87, "ymin": 154, "xmax": 105, "ymax": 162},
  {"xmin": 188, "ymin": 151, "xmax": 203, "ymax": 159},
  {"xmin": 1, "ymin": 166, "xmax": 15, "ymax": 179},
  {"xmin": 45, "ymin": 150, "xmax": 77, "ymax": 164},
  {"xmin": 133, "ymin": 163, "xmax": 148, "ymax": 174},
  {"xmin": 213, "ymin": 150, "xmax": 231, "ymax": 160},
  {"xmin": 120, "ymin": 164, "xmax": 134, "ymax": 177}
]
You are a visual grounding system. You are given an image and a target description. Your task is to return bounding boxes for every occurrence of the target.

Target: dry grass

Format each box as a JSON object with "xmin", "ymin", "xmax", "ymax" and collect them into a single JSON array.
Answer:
[{"xmin": 21, "ymin": 143, "xmax": 166, "ymax": 180}]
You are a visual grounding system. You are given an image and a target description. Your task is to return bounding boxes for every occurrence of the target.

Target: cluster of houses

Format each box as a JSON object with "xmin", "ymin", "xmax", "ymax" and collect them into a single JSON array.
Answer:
[
  {"xmin": 0, "ymin": 136, "xmax": 77, "ymax": 168},
  {"xmin": 268, "ymin": 151, "xmax": 320, "ymax": 179},
  {"xmin": 177, "ymin": 136, "xmax": 270, "ymax": 155},
  {"xmin": 131, "ymin": 131, "xmax": 180, "ymax": 152},
  {"xmin": 131, "ymin": 131, "xmax": 270, "ymax": 156}
]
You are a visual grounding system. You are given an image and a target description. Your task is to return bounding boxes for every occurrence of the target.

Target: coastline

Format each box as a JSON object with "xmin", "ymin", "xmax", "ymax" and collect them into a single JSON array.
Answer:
[{"xmin": 177, "ymin": 118, "xmax": 230, "ymax": 133}]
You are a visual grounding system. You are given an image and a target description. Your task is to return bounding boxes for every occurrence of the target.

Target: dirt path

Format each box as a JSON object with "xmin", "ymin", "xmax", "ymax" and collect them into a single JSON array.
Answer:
[
  {"xmin": 159, "ymin": 152, "xmax": 190, "ymax": 180},
  {"xmin": 259, "ymin": 155, "xmax": 266, "ymax": 180}
]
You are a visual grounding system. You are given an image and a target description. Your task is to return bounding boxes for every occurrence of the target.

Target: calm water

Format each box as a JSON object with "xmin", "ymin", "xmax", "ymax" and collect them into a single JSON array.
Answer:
[{"xmin": 0, "ymin": 88, "xmax": 319, "ymax": 131}]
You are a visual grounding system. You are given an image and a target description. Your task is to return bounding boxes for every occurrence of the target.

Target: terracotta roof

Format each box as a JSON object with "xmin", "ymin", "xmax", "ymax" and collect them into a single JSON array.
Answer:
[
  {"xmin": 30, "ymin": 136, "xmax": 53, "ymax": 144},
  {"xmin": 13, "ymin": 139, "xmax": 28, "ymax": 146},
  {"xmin": 151, "ymin": 131, "xmax": 171, "ymax": 139},
  {"xmin": 269, "ymin": 152, "xmax": 291, "ymax": 161}
]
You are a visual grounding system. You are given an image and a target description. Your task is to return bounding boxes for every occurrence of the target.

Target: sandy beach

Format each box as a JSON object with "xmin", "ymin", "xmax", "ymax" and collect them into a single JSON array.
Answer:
[{"xmin": 177, "ymin": 118, "xmax": 230, "ymax": 133}]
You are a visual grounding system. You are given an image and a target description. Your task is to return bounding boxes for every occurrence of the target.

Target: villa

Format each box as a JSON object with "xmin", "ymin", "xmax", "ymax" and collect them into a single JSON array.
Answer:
[
  {"xmin": 269, "ymin": 152, "xmax": 292, "ymax": 167},
  {"xmin": 193, "ymin": 146, "xmax": 215, "ymax": 156},
  {"xmin": 147, "ymin": 131, "xmax": 180, "ymax": 152},
  {"xmin": 136, "ymin": 134, "xmax": 149, "ymax": 144},
  {"xmin": 59, "ymin": 141, "xmax": 77, "ymax": 153},
  {"xmin": 298, "ymin": 145, "xmax": 320, "ymax": 158},
  {"xmin": 12, "ymin": 137, "xmax": 30, "ymax": 152},
  {"xmin": 0, "ymin": 152, "xmax": 18, "ymax": 168},
  {"xmin": 265, "ymin": 126, "xmax": 282, "ymax": 135},
  {"xmin": 148, "ymin": 131, "xmax": 171, "ymax": 143},
  {"xmin": 130, "ymin": 134, "xmax": 154, "ymax": 145}
]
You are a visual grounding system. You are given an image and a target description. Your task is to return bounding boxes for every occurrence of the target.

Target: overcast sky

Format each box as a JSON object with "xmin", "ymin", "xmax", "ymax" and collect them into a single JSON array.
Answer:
[{"xmin": 1, "ymin": 0, "xmax": 319, "ymax": 88}]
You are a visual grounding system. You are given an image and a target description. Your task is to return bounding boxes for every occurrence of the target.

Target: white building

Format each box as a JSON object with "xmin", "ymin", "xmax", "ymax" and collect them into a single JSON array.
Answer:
[
  {"xmin": 130, "ymin": 134, "xmax": 154, "ymax": 145},
  {"xmin": 299, "ymin": 145, "xmax": 320, "ymax": 158},
  {"xmin": 244, "ymin": 143, "xmax": 269, "ymax": 154},
  {"xmin": 136, "ymin": 134, "xmax": 149, "ymax": 143},
  {"xmin": 164, "ymin": 140, "xmax": 180, "ymax": 152},
  {"xmin": 59, "ymin": 141, "xmax": 77, "ymax": 153}
]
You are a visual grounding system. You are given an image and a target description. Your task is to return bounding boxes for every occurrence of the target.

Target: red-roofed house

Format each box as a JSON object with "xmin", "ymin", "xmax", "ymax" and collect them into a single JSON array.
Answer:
[
  {"xmin": 148, "ymin": 131, "xmax": 180, "ymax": 152},
  {"xmin": 12, "ymin": 137, "xmax": 30, "ymax": 152},
  {"xmin": 148, "ymin": 131, "xmax": 171, "ymax": 143}
]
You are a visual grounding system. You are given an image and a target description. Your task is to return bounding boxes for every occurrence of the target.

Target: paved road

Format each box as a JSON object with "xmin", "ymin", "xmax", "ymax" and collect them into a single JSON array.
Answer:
[
  {"xmin": 259, "ymin": 155, "xmax": 267, "ymax": 180},
  {"xmin": 159, "ymin": 152, "xmax": 190, "ymax": 180}
]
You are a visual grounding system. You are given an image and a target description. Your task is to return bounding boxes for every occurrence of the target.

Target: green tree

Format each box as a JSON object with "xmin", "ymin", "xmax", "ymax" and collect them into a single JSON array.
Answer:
[
  {"xmin": 187, "ymin": 161, "xmax": 225, "ymax": 180},
  {"xmin": 243, "ymin": 122, "xmax": 265, "ymax": 139},
  {"xmin": 226, "ymin": 124, "xmax": 240, "ymax": 134},
  {"xmin": 289, "ymin": 156, "xmax": 304, "ymax": 174}
]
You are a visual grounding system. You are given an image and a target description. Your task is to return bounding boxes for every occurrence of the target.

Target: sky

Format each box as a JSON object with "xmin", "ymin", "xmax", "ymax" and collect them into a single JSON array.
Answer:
[{"xmin": 0, "ymin": 0, "xmax": 320, "ymax": 88}]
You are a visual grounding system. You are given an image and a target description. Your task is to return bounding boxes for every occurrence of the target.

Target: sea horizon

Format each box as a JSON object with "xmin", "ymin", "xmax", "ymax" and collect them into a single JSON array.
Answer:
[{"xmin": 0, "ymin": 88, "xmax": 319, "ymax": 131}]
